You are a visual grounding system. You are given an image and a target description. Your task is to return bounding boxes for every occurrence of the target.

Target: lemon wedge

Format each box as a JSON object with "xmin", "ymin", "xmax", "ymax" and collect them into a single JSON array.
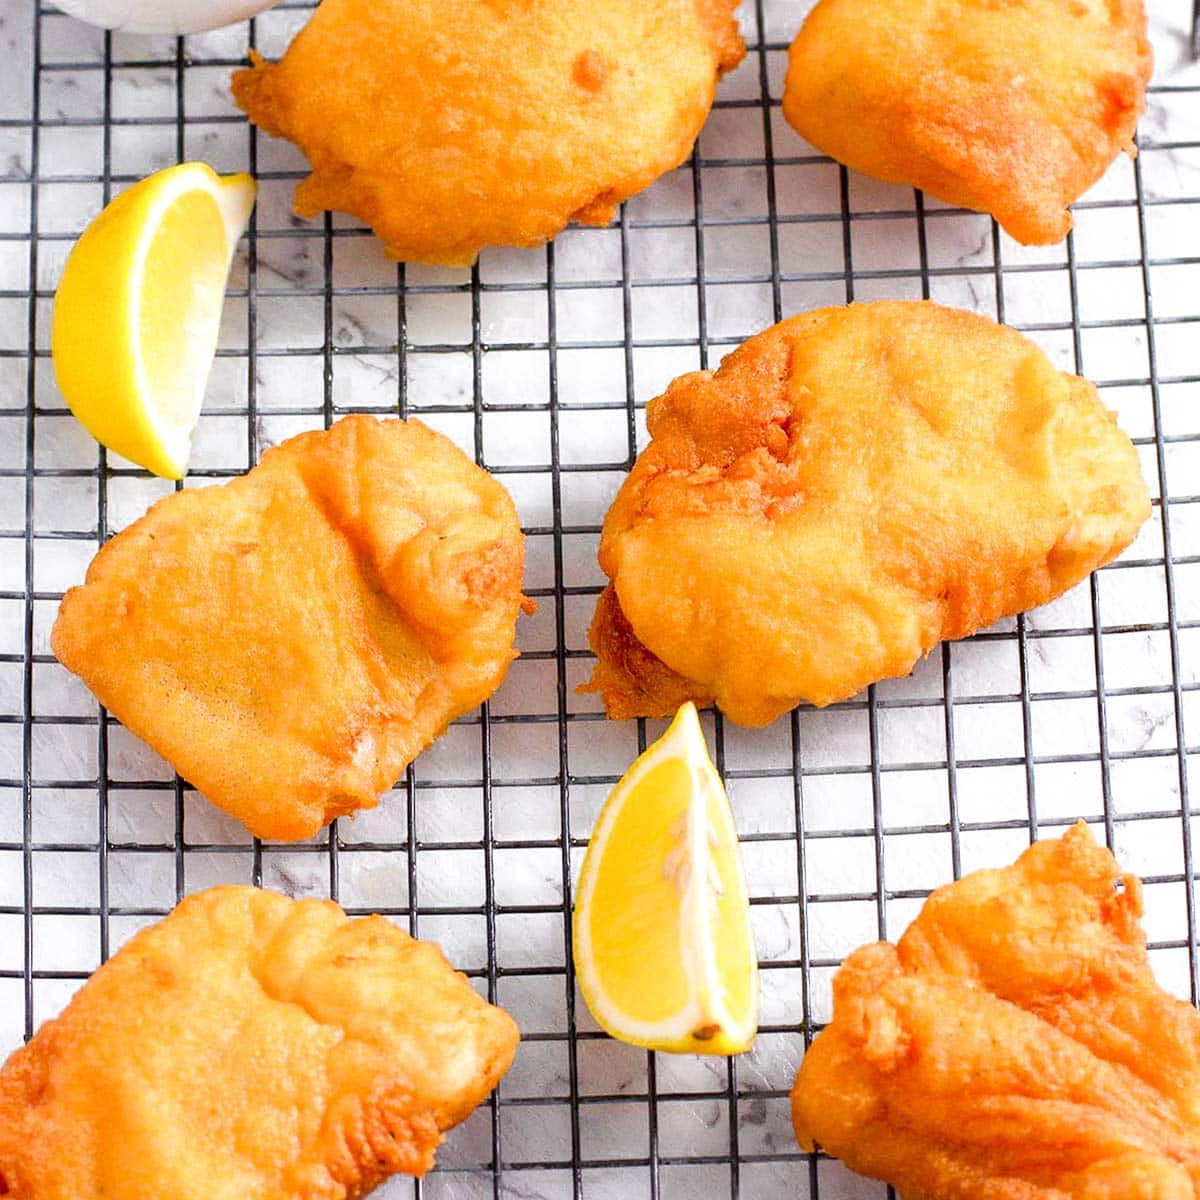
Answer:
[
  {"xmin": 52, "ymin": 162, "xmax": 256, "ymax": 480},
  {"xmin": 573, "ymin": 702, "xmax": 759, "ymax": 1055}
]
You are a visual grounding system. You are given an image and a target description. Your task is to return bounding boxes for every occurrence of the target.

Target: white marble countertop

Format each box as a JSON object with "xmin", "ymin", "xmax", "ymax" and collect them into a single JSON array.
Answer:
[{"xmin": 1, "ymin": 2, "xmax": 1199, "ymax": 1197}]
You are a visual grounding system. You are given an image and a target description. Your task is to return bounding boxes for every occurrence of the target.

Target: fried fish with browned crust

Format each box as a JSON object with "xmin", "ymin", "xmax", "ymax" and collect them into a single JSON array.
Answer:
[
  {"xmin": 232, "ymin": 0, "xmax": 743, "ymax": 265},
  {"xmin": 52, "ymin": 414, "xmax": 530, "ymax": 841},
  {"xmin": 792, "ymin": 823, "xmax": 1200, "ymax": 1199},
  {"xmin": 584, "ymin": 301, "xmax": 1149, "ymax": 726},
  {"xmin": 782, "ymin": 0, "xmax": 1152, "ymax": 245},
  {"xmin": 0, "ymin": 886, "xmax": 519, "ymax": 1200}
]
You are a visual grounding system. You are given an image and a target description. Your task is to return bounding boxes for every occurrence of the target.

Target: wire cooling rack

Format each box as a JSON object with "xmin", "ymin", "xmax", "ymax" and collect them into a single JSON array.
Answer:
[{"xmin": 3, "ymin": 2, "xmax": 1200, "ymax": 1197}]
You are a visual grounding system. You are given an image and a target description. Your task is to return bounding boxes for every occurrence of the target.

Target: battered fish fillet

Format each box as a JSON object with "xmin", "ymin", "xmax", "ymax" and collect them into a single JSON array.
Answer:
[
  {"xmin": 782, "ymin": 0, "xmax": 1151, "ymax": 245},
  {"xmin": 51, "ymin": 415, "xmax": 529, "ymax": 841},
  {"xmin": 791, "ymin": 823, "xmax": 1200, "ymax": 1199},
  {"xmin": 231, "ymin": 0, "xmax": 743, "ymax": 265},
  {"xmin": 0, "ymin": 886, "xmax": 519, "ymax": 1199},
  {"xmin": 584, "ymin": 301, "xmax": 1149, "ymax": 725}
]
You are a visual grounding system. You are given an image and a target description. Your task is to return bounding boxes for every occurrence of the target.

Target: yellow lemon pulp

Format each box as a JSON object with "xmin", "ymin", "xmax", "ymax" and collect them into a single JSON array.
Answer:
[
  {"xmin": 138, "ymin": 190, "xmax": 227, "ymax": 437},
  {"xmin": 51, "ymin": 162, "xmax": 256, "ymax": 480},
  {"xmin": 573, "ymin": 702, "xmax": 759, "ymax": 1055}
]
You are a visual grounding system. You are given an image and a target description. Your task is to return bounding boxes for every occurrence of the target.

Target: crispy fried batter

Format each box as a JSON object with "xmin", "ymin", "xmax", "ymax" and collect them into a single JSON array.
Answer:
[
  {"xmin": 231, "ymin": 0, "xmax": 743, "ymax": 265},
  {"xmin": 583, "ymin": 301, "xmax": 1149, "ymax": 725},
  {"xmin": 782, "ymin": 0, "xmax": 1151, "ymax": 245},
  {"xmin": 791, "ymin": 823, "xmax": 1200, "ymax": 1199},
  {"xmin": 51, "ymin": 415, "xmax": 529, "ymax": 841},
  {"xmin": 0, "ymin": 886, "xmax": 518, "ymax": 1200}
]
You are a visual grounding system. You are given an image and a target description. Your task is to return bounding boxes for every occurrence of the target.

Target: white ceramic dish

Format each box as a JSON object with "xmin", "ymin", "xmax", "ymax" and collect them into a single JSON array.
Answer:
[{"xmin": 54, "ymin": 0, "xmax": 281, "ymax": 35}]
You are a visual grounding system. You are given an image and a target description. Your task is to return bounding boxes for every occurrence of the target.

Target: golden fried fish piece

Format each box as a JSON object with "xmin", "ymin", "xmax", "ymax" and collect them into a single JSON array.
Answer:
[
  {"xmin": 52, "ymin": 415, "xmax": 529, "ymax": 841},
  {"xmin": 584, "ymin": 301, "xmax": 1149, "ymax": 726},
  {"xmin": 0, "ymin": 886, "xmax": 519, "ymax": 1199},
  {"xmin": 791, "ymin": 823, "xmax": 1200, "ymax": 1199},
  {"xmin": 782, "ymin": 0, "xmax": 1152, "ymax": 245},
  {"xmin": 231, "ymin": 0, "xmax": 744, "ymax": 265}
]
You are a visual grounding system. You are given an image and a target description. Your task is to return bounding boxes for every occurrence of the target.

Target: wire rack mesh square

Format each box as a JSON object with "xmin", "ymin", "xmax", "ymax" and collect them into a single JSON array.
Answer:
[{"xmin": 3, "ymin": 0, "xmax": 1200, "ymax": 1196}]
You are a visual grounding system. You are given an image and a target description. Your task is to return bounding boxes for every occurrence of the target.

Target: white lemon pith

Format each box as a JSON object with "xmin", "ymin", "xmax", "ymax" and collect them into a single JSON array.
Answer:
[
  {"xmin": 51, "ymin": 162, "xmax": 256, "ymax": 480},
  {"xmin": 573, "ymin": 702, "xmax": 759, "ymax": 1055}
]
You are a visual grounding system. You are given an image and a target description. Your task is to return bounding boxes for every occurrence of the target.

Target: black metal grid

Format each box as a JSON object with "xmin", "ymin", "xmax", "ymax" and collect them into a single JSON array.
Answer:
[{"xmin": 3, "ymin": 2, "xmax": 1200, "ymax": 1196}]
